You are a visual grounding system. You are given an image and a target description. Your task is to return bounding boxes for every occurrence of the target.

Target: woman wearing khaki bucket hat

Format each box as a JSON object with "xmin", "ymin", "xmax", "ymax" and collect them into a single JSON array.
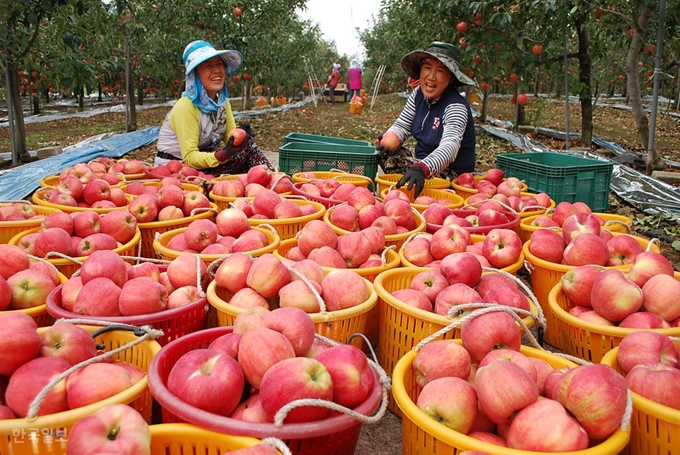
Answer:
[{"xmin": 376, "ymin": 41, "xmax": 476, "ymax": 198}]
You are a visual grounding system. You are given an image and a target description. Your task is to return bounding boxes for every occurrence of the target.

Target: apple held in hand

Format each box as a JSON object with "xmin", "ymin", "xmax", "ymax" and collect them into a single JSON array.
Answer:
[
  {"xmin": 378, "ymin": 131, "xmax": 400, "ymax": 150},
  {"xmin": 66, "ymin": 404, "xmax": 151, "ymax": 455},
  {"xmin": 228, "ymin": 128, "xmax": 248, "ymax": 146}
]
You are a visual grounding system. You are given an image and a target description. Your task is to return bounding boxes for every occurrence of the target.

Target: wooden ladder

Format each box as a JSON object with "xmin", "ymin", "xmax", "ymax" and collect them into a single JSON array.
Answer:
[
  {"xmin": 368, "ymin": 64, "xmax": 386, "ymax": 109},
  {"xmin": 305, "ymin": 59, "xmax": 326, "ymax": 107}
]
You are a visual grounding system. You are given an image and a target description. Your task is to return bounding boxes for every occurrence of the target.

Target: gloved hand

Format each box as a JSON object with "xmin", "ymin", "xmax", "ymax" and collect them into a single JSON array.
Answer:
[
  {"xmin": 238, "ymin": 121, "xmax": 256, "ymax": 138},
  {"xmin": 375, "ymin": 134, "xmax": 395, "ymax": 154},
  {"xmin": 215, "ymin": 133, "xmax": 249, "ymax": 162},
  {"xmin": 396, "ymin": 165, "xmax": 426, "ymax": 199}
]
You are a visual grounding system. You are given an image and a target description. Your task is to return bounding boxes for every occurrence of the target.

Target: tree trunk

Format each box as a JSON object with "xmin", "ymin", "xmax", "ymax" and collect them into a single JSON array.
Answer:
[
  {"xmin": 98, "ymin": 83, "xmax": 102, "ymax": 102},
  {"xmin": 137, "ymin": 83, "xmax": 144, "ymax": 106},
  {"xmin": 125, "ymin": 39, "xmax": 137, "ymax": 132},
  {"xmin": 7, "ymin": 59, "xmax": 30, "ymax": 162},
  {"xmin": 32, "ymin": 94, "xmax": 40, "ymax": 115},
  {"xmin": 78, "ymin": 85, "xmax": 84, "ymax": 110},
  {"xmin": 626, "ymin": 4, "xmax": 653, "ymax": 153},
  {"xmin": 574, "ymin": 14, "xmax": 593, "ymax": 146}
]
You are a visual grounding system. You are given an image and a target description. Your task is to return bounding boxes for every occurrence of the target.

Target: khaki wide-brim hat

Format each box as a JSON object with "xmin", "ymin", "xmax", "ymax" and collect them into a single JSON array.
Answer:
[{"xmin": 400, "ymin": 41, "xmax": 474, "ymax": 86}]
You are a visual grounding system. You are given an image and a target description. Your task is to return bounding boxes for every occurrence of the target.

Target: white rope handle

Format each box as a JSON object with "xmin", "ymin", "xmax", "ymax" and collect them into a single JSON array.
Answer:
[
  {"xmin": 286, "ymin": 265, "xmax": 327, "ymax": 313},
  {"xmin": 260, "ymin": 437, "xmax": 293, "ymax": 455}
]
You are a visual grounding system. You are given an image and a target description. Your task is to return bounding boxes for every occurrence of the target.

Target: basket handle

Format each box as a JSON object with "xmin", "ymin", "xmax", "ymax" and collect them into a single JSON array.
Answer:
[
  {"xmin": 286, "ymin": 265, "xmax": 327, "ymax": 313},
  {"xmin": 602, "ymin": 219, "xmax": 632, "ymax": 234},
  {"xmin": 26, "ymin": 321, "xmax": 164, "ymax": 420}
]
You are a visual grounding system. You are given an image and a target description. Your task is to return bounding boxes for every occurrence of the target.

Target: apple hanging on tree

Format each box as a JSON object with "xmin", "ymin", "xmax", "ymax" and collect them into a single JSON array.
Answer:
[
  {"xmin": 233, "ymin": 6, "xmax": 242, "ymax": 17},
  {"xmin": 456, "ymin": 21, "xmax": 467, "ymax": 33}
]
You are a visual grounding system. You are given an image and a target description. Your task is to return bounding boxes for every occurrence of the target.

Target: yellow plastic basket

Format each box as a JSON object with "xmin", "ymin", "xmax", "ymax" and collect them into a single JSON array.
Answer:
[
  {"xmin": 135, "ymin": 202, "xmax": 218, "ymax": 259},
  {"xmin": 274, "ymin": 237, "xmax": 401, "ymax": 351},
  {"xmin": 601, "ymin": 343, "xmax": 680, "ymax": 455},
  {"xmin": 208, "ymin": 175, "xmax": 293, "ymax": 211},
  {"xmin": 323, "ymin": 205, "xmax": 426, "ymax": 250},
  {"xmin": 32, "ymin": 187, "xmax": 131, "ymax": 214},
  {"xmin": 373, "ymin": 267, "xmax": 538, "ymax": 414},
  {"xmin": 246, "ymin": 199, "xmax": 326, "ymax": 240},
  {"xmin": 549, "ymin": 273, "xmax": 680, "ymax": 363},
  {"xmin": 522, "ymin": 233, "xmax": 659, "ymax": 351},
  {"xmin": 451, "ymin": 175, "xmax": 529, "ymax": 199},
  {"xmin": 375, "ymin": 174, "xmax": 449, "ymax": 199},
  {"xmin": 0, "ymin": 202, "xmax": 61, "ymax": 244},
  {"xmin": 152, "ymin": 225, "xmax": 280, "ymax": 264},
  {"xmin": 393, "ymin": 340, "xmax": 630, "ymax": 455},
  {"xmin": 518, "ymin": 212, "xmax": 633, "ymax": 243},
  {"xmin": 379, "ymin": 187, "xmax": 465, "ymax": 213},
  {"xmin": 39, "ymin": 174, "xmax": 61, "ymax": 188},
  {"xmin": 149, "ymin": 423, "xmax": 285, "ymax": 454},
  {"xmin": 9, "ymin": 227, "xmax": 142, "ymax": 278},
  {"xmin": 398, "ymin": 233, "xmax": 525, "ymax": 275},
  {"xmin": 206, "ymin": 277, "xmax": 377, "ymax": 348},
  {"xmin": 0, "ymin": 324, "xmax": 161, "ymax": 455},
  {"xmin": 3, "ymin": 270, "xmax": 67, "ymax": 327}
]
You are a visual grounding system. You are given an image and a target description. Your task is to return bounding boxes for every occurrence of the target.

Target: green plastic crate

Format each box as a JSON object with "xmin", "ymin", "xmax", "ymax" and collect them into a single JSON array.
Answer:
[
  {"xmin": 496, "ymin": 152, "xmax": 613, "ymax": 212},
  {"xmin": 278, "ymin": 141, "xmax": 379, "ymax": 179},
  {"xmin": 283, "ymin": 133, "xmax": 371, "ymax": 147}
]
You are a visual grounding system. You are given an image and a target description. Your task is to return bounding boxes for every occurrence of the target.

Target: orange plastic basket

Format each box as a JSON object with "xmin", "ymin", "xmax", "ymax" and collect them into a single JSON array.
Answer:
[
  {"xmin": 0, "ymin": 324, "xmax": 161, "ymax": 455},
  {"xmin": 375, "ymin": 174, "xmax": 449, "ymax": 199},
  {"xmin": 323, "ymin": 205, "xmax": 426, "ymax": 250},
  {"xmin": 398, "ymin": 233, "xmax": 525, "ymax": 275},
  {"xmin": 451, "ymin": 175, "xmax": 529, "ymax": 199},
  {"xmin": 206, "ymin": 277, "xmax": 377, "ymax": 348},
  {"xmin": 148, "ymin": 327, "xmax": 383, "ymax": 455},
  {"xmin": 291, "ymin": 171, "xmax": 373, "ymax": 188},
  {"xmin": 3, "ymin": 269, "xmax": 67, "ymax": 327},
  {"xmin": 393, "ymin": 340, "xmax": 630, "ymax": 455},
  {"xmin": 518, "ymin": 212, "xmax": 633, "ymax": 243},
  {"xmin": 601, "ymin": 343, "xmax": 680, "ymax": 455},
  {"xmin": 134, "ymin": 202, "xmax": 218, "ymax": 259},
  {"xmin": 9, "ymin": 227, "xmax": 142, "ymax": 278},
  {"xmin": 32, "ymin": 187, "xmax": 131, "ymax": 214},
  {"xmin": 379, "ymin": 187, "xmax": 465, "ymax": 213},
  {"xmin": 274, "ymin": 237, "xmax": 401, "ymax": 350},
  {"xmin": 549, "ymin": 274, "xmax": 680, "ymax": 363},
  {"xmin": 246, "ymin": 199, "xmax": 326, "ymax": 240},
  {"xmin": 0, "ymin": 202, "xmax": 61, "ymax": 244},
  {"xmin": 149, "ymin": 423, "xmax": 286, "ymax": 454},
  {"xmin": 38, "ymin": 174, "xmax": 62, "ymax": 188},
  {"xmin": 152, "ymin": 225, "xmax": 280, "ymax": 264},
  {"xmin": 373, "ymin": 267, "xmax": 539, "ymax": 414},
  {"xmin": 522, "ymin": 233, "xmax": 660, "ymax": 351},
  {"xmin": 208, "ymin": 174, "xmax": 293, "ymax": 211}
]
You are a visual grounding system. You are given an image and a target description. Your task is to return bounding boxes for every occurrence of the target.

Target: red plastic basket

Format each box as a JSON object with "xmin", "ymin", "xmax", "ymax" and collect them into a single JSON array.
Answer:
[
  {"xmin": 45, "ymin": 266, "xmax": 209, "ymax": 346},
  {"xmin": 147, "ymin": 327, "xmax": 383, "ymax": 455}
]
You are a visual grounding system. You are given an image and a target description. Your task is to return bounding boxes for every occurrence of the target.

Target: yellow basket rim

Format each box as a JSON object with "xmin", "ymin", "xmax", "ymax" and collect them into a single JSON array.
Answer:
[
  {"xmin": 8, "ymin": 227, "xmax": 142, "ymax": 266},
  {"xmin": 323, "ymin": 206, "xmax": 426, "ymax": 240},
  {"xmin": 32, "ymin": 188, "xmax": 132, "ymax": 213},
  {"xmin": 246, "ymin": 199, "xmax": 326, "ymax": 227},
  {"xmin": 520, "ymin": 212, "xmax": 633, "ymax": 232},
  {"xmin": 152, "ymin": 225, "xmax": 280, "ymax": 260},
  {"xmin": 0, "ymin": 325, "xmax": 160, "ymax": 432},
  {"xmin": 0, "ymin": 204, "xmax": 62, "ymax": 227},
  {"xmin": 600, "ymin": 346, "xmax": 680, "ymax": 424},
  {"xmin": 376, "ymin": 174, "xmax": 449, "ymax": 188},
  {"xmin": 373, "ymin": 267, "xmax": 538, "ymax": 326},
  {"xmin": 206, "ymin": 277, "xmax": 377, "ymax": 323},
  {"xmin": 522, "ymin": 232, "xmax": 659, "ymax": 273},
  {"xmin": 136, "ymin": 202, "xmax": 218, "ymax": 228},
  {"xmin": 392, "ymin": 347, "xmax": 630, "ymax": 455},
  {"xmin": 149, "ymin": 423, "xmax": 281, "ymax": 452},
  {"xmin": 548, "ymin": 279, "xmax": 680, "ymax": 338},
  {"xmin": 273, "ymin": 237, "xmax": 401, "ymax": 276}
]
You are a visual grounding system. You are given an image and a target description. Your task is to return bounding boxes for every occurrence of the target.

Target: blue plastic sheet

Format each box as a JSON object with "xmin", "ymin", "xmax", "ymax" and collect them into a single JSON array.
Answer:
[{"xmin": 0, "ymin": 127, "xmax": 159, "ymax": 200}]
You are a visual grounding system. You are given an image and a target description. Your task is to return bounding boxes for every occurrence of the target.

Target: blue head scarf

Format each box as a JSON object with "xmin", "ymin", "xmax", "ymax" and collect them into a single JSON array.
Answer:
[{"xmin": 181, "ymin": 40, "xmax": 243, "ymax": 114}]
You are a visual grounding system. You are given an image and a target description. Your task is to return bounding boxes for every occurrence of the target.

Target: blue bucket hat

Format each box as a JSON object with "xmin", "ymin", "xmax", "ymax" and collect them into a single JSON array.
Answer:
[{"xmin": 183, "ymin": 40, "xmax": 243, "ymax": 75}]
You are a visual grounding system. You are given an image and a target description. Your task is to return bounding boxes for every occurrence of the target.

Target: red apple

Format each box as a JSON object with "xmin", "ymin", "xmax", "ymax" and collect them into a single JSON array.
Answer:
[
  {"xmin": 461, "ymin": 310, "xmax": 522, "ymax": 364},
  {"xmin": 412, "ymin": 339, "xmax": 471, "ymax": 387},
  {"xmin": 475, "ymin": 359, "xmax": 539, "ymax": 424},
  {"xmin": 626, "ymin": 362, "xmax": 680, "ymax": 410},
  {"xmin": 7, "ymin": 268, "xmax": 56, "ymax": 309},
  {"xmin": 264, "ymin": 307, "xmax": 316, "ymax": 356},
  {"xmin": 391, "ymin": 289, "xmax": 432, "ymax": 311},
  {"xmin": 416, "ymin": 376, "xmax": 478, "ymax": 433},
  {"xmin": 297, "ymin": 220, "xmax": 338, "ymax": 256},
  {"xmin": 410, "ymin": 268, "xmax": 449, "ymax": 303},
  {"xmin": 626, "ymin": 251, "xmax": 675, "ymax": 287},
  {"xmin": 617, "ymin": 331, "xmax": 678, "ymax": 374},
  {"xmin": 560, "ymin": 265, "xmax": 602, "ymax": 308},
  {"xmin": 0, "ymin": 312, "xmax": 43, "ymax": 376},
  {"xmin": 314, "ymin": 344, "xmax": 375, "ymax": 408},
  {"xmin": 430, "ymin": 225, "xmax": 471, "ymax": 259},
  {"xmin": 481, "ymin": 228, "xmax": 522, "ymax": 269},
  {"xmin": 5, "ymin": 357, "xmax": 70, "ymax": 417},
  {"xmin": 40, "ymin": 322, "xmax": 98, "ymax": 366},
  {"xmin": 321, "ymin": 270, "xmax": 369, "ymax": 311},
  {"xmin": 641, "ymin": 274, "xmax": 680, "ymax": 321},
  {"xmin": 238, "ymin": 326, "xmax": 296, "ymax": 389},
  {"xmin": 562, "ymin": 233, "xmax": 610, "ymax": 266},
  {"xmin": 590, "ymin": 269, "xmax": 643, "ymax": 322},
  {"xmin": 74, "ymin": 277, "xmax": 123, "ymax": 316}
]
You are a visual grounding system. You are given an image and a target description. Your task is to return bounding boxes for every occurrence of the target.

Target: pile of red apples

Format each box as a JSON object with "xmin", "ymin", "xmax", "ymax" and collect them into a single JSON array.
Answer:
[
  {"xmin": 162, "ymin": 211, "xmax": 272, "ymax": 255},
  {"xmin": 164, "ymin": 306, "xmax": 377, "ymax": 425},
  {"xmin": 54, "ymin": 250, "xmax": 206, "ymax": 317},
  {"xmin": 613, "ymin": 331, "xmax": 680, "ymax": 410},
  {"xmin": 410, "ymin": 319, "xmax": 629, "ymax": 451},
  {"xmin": 0, "ymin": 244, "xmax": 62, "ymax": 311},
  {"xmin": 560, "ymin": 254, "xmax": 680, "ymax": 328},
  {"xmin": 213, "ymin": 252, "xmax": 371, "ymax": 314},
  {"xmin": 391, "ymin": 245, "xmax": 529, "ymax": 316},
  {"xmin": 210, "ymin": 164, "xmax": 294, "ymax": 198},
  {"xmin": 280, "ymin": 219, "xmax": 388, "ymax": 269},
  {"xmin": 402, "ymin": 227, "xmax": 523, "ymax": 270},
  {"xmin": 0, "ymin": 202, "xmax": 48, "ymax": 223},
  {"xmin": 148, "ymin": 158, "xmax": 216, "ymax": 181},
  {"xmin": 15, "ymin": 210, "xmax": 137, "ymax": 259},
  {"xmin": 0, "ymin": 318, "xmax": 145, "ymax": 419},
  {"xmin": 124, "ymin": 178, "xmax": 212, "ymax": 223},
  {"xmin": 327, "ymin": 187, "xmax": 420, "ymax": 234}
]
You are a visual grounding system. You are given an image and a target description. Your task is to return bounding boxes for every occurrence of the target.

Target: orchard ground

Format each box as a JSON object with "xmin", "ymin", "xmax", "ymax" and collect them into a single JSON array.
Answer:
[{"xmin": 2, "ymin": 92, "xmax": 680, "ymax": 453}]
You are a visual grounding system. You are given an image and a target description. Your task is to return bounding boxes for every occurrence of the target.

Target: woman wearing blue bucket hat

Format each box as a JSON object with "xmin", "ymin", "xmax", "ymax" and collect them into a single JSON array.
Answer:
[{"xmin": 155, "ymin": 40, "xmax": 273, "ymax": 175}]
